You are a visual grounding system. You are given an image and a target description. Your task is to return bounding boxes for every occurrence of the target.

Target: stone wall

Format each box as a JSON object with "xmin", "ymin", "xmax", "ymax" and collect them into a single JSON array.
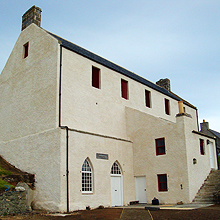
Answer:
[
  {"xmin": 0, "ymin": 190, "xmax": 28, "ymax": 216},
  {"xmin": 0, "ymin": 182, "xmax": 34, "ymax": 216}
]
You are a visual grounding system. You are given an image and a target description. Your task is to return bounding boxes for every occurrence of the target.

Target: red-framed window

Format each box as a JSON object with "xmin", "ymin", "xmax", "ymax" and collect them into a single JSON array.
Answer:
[
  {"xmin": 158, "ymin": 174, "xmax": 168, "ymax": 191},
  {"xmin": 165, "ymin": 98, "xmax": 170, "ymax": 115},
  {"xmin": 121, "ymin": 79, "xmax": 128, "ymax": 100},
  {"xmin": 155, "ymin": 138, "xmax": 166, "ymax": 156},
  {"xmin": 200, "ymin": 139, "xmax": 205, "ymax": 155},
  {"xmin": 92, "ymin": 66, "xmax": 100, "ymax": 89},
  {"xmin": 145, "ymin": 90, "xmax": 151, "ymax": 108},
  {"xmin": 24, "ymin": 42, "xmax": 29, "ymax": 58}
]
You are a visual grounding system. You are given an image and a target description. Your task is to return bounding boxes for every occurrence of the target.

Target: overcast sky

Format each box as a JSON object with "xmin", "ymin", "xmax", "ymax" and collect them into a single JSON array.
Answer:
[{"xmin": 1, "ymin": 0, "xmax": 220, "ymax": 131}]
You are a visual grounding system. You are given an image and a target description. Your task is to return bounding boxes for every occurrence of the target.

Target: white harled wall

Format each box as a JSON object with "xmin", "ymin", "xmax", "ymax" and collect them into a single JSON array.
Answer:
[
  {"xmin": 60, "ymin": 43, "xmax": 217, "ymax": 206},
  {"xmin": 60, "ymin": 47, "xmax": 181, "ymax": 140},
  {"xmin": 0, "ymin": 24, "xmax": 63, "ymax": 211},
  {"xmin": 66, "ymin": 131, "xmax": 134, "ymax": 210}
]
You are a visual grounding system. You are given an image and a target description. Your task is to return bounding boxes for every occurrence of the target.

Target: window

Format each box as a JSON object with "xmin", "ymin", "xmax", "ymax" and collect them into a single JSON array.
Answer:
[
  {"xmin": 82, "ymin": 159, "xmax": 92, "ymax": 192},
  {"xmin": 155, "ymin": 138, "xmax": 166, "ymax": 155},
  {"xmin": 92, "ymin": 66, "xmax": 100, "ymax": 89},
  {"xmin": 157, "ymin": 174, "xmax": 168, "ymax": 191},
  {"xmin": 165, "ymin": 98, "xmax": 170, "ymax": 115},
  {"xmin": 121, "ymin": 79, "xmax": 128, "ymax": 100},
  {"xmin": 200, "ymin": 139, "xmax": 205, "ymax": 155},
  {"xmin": 145, "ymin": 90, "xmax": 151, "ymax": 108},
  {"xmin": 23, "ymin": 42, "xmax": 29, "ymax": 58},
  {"xmin": 111, "ymin": 162, "xmax": 121, "ymax": 174}
]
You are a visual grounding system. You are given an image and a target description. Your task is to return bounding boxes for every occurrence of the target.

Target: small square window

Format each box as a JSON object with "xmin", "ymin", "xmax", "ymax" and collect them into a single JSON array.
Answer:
[
  {"xmin": 24, "ymin": 42, "xmax": 29, "ymax": 58},
  {"xmin": 121, "ymin": 79, "xmax": 128, "ymax": 100},
  {"xmin": 200, "ymin": 139, "xmax": 205, "ymax": 155},
  {"xmin": 155, "ymin": 138, "xmax": 166, "ymax": 156},
  {"xmin": 158, "ymin": 174, "xmax": 168, "ymax": 191},
  {"xmin": 165, "ymin": 98, "xmax": 170, "ymax": 115},
  {"xmin": 145, "ymin": 90, "xmax": 151, "ymax": 108},
  {"xmin": 92, "ymin": 66, "xmax": 100, "ymax": 89}
]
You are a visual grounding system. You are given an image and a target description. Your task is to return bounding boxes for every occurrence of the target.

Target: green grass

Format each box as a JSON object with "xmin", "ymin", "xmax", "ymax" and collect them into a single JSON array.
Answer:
[
  {"xmin": 0, "ymin": 166, "xmax": 12, "ymax": 176},
  {"xmin": 0, "ymin": 165, "xmax": 14, "ymax": 192},
  {"xmin": 0, "ymin": 179, "xmax": 14, "ymax": 191}
]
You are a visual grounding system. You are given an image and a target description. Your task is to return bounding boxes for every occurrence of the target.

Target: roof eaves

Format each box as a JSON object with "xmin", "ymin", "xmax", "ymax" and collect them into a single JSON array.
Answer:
[{"xmin": 192, "ymin": 130, "xmax": 216, "ymax": 139}]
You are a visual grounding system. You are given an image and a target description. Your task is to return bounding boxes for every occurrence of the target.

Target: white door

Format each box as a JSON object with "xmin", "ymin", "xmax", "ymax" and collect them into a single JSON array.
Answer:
[
  {"xmin": 111, "ymin": 176, "xmax": 122, "ymax": 206},
  {"xmin": 209, "ymin": 142, "xmax": 215, "ymax": 168},
  {"xmin": 135, "ymin": 176, "xmax": 147, "ymax": 203}
]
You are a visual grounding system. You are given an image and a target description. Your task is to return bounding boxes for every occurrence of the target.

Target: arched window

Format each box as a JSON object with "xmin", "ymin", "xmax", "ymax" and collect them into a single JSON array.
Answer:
[
  {"xmin": 82, "ymin": 159, "xmax": 92, "ymax": 192},
  {"xmin": 111, "ymin": 162, "xmax": 121, "ymax": 175}
]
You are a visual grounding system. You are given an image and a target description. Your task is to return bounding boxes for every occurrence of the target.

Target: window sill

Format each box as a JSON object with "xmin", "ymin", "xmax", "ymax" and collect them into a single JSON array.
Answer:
[{"xmin": 82, "ymin": 191, "xmax": 93, "ymax": 195}]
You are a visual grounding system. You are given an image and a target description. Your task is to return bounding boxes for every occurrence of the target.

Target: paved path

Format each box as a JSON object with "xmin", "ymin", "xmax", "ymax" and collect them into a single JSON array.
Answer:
[
  {"xmin": 124, "ymin": 203, "xmax": 214, "ymax": 210},
  {"xmin": 120, "ymin": 208, "xmax": 153, "ymax": 220}
]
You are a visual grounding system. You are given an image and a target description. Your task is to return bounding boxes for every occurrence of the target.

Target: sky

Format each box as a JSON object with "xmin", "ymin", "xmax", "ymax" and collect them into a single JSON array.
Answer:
[{"xmin": 0, "ymin": 0, "xmax": 220, "ymax": 131}]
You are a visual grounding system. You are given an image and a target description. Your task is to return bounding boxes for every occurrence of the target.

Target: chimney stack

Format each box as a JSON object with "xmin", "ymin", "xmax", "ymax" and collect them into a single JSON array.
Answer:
[
  {"xmin": 156, "ymin": 78, "xmax": 171, "ymax": 91},
  {"xmin": 178, "ymin": 101, "xmax": 184, "ymax": 114},
  {"xmin": 22, "ymin": 6, "xmax": 42, "ymax": 30},
  {"xmin": 200, "ymin": 120, "xmax": 209, "ymax": 133}
]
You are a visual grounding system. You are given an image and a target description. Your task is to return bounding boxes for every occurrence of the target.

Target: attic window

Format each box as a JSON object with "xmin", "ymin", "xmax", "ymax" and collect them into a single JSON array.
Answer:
[
  {"xmin": 165, "ymin": 98, "xmax": 170, "ymax": 115},
  {"xmin": 23, "ymin": 42, "xmax": 29, "ymax": 58},
  {"xmin": 92, "ymin": 66, "xmax": 100, "ymax": 89},
  {"xmin": 121, "ymin": 79, "xmax": 128, "ymax": 100},
  {"xmin": 145, "ymin": 90, "xmax": 151, "ymax": 108}
]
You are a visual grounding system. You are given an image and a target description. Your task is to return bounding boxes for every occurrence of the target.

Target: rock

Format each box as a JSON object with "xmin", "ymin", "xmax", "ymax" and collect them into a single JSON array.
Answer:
[{"xmin": 15, "ymin": 186, "xmax": 25, "ymax": 192}]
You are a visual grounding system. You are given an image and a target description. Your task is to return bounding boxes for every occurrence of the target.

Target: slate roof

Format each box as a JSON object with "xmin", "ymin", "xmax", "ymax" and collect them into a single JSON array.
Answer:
[
  {"xmin": 48, "ymin": 31, "xmax": 196, "ymax": 109},
  {"xmin": 210, "ymin": 129, "xmax": 220, "ymax": 139}
]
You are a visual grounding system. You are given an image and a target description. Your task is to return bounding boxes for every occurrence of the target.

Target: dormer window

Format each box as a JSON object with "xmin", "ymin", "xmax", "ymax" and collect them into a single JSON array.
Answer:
[{"xmin": 23, "ymin": 42, "xmax": 29, "ymax": 58}]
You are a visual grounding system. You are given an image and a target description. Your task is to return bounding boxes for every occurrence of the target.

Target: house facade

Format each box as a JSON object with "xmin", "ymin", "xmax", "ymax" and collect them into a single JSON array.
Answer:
[
  {"xmin": 0, "ymin": 6, "xmax": 218, "ymax": 212},
  {"xmin": 200, "ymin": 120, "xmax": 220, "ymax": 154}
]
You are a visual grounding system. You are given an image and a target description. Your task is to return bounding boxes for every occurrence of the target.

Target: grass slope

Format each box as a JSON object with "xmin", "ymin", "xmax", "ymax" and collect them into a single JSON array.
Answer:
[{"xmin": 0, "ymin": 166, "xmax": 14, "ymax": 191}]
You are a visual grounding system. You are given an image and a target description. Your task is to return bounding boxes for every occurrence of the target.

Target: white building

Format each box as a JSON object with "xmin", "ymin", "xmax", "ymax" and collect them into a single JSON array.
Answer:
[{"xmin": 0, "ymin": 6, "xmax": 218, "ymax": 212}]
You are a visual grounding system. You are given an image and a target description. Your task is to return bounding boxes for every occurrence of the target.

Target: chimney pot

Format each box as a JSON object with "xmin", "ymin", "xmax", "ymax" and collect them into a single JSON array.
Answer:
[
  {"xmin": 22, "ymin": 6, "xmax": 42, "ymax": 31},
  {"xmin": 178, "ymin": 101, "xmax": 184, "ymax": 114}
]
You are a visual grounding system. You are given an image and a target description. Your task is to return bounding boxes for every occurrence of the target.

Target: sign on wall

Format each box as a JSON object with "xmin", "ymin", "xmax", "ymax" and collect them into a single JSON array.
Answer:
[{"xmin": 96, "ymin": 153, "xmax": 109, "ymax": 160}]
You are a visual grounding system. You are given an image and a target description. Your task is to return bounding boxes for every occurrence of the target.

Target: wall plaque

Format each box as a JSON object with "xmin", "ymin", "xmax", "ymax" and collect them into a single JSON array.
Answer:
[{"xmin": 96, "ymin": 153, "xmax": 108, "ymax": 160}]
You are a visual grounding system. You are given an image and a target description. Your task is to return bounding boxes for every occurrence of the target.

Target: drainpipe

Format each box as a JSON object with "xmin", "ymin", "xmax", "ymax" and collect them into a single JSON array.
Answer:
[
  {"xmin": 59, "ymin": 44, "xmax": 70, "ymax": 212},
  {"xmin": 196, "ymin": 108, "xmax": 199, "ymax": 131}
]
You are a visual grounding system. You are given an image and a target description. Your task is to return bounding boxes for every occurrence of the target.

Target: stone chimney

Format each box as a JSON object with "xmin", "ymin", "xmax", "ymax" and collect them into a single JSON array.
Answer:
[
  {"xmin": 200, "ymin": 120, "xmax": 209, "ymax": 133},
  {"xmin": 22, "ymin": 6, "xmax": 42, "ymax": 31},
  {"xmin": 156, "ymin": 78, "xmax": 171, "ymax": 91}
]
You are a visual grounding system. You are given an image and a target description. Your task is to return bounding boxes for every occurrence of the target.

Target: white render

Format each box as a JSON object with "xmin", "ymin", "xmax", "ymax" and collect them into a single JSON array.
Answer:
[{"xmin": 0, "ymin": 23, "xmax": 218, "ymax": 212}]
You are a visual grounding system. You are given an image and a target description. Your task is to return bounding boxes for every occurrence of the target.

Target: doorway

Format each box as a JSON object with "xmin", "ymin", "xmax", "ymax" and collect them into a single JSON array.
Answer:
[
  {"xmin": 208, "ymin": 142, "xmax": 216, "ymax": 169},
  {"xmin": 135, "ymin": 176, "xmax": 147, "ymax": 203},
  {"xmin": 111, "ymin": 162, "xmax": 123, "ymax": 206}
]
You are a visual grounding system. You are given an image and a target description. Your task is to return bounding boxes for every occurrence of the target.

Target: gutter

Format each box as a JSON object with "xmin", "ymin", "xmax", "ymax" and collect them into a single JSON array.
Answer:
[{"xmin": 58, "ymin": 44, "xmax": 69, "ymax": 213}]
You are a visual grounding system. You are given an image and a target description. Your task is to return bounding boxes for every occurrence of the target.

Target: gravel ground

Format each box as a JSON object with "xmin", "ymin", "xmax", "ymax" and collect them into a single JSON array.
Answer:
[
  {"xmin": 1, "ymin": 205, "xmax": 220, "ymax": 220},
  {"xmin": 151, "ymin": 205, "xmax": 220, "ymax": 220}
]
